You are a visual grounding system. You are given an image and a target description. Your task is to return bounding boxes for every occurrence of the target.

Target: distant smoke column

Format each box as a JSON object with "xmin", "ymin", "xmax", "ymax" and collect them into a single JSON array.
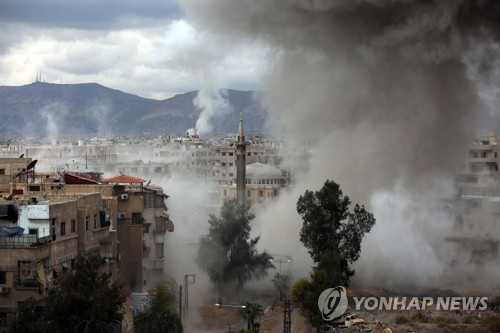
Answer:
[
  {"xmin": 236, "ymin": 116, "xmax": 246, "ymax": 205},
  {"xmin": 194, "ymin": 88, "xmax": 232, "ymax": 136}
]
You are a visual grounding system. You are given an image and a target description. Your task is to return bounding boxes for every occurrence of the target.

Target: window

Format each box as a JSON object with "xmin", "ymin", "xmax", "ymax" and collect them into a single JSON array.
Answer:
[
  {"xmin": 17, "ymin": 261, "xmax": 36, "ymax": 287},
  {"xmin": 51, "ymin": 219, "xmax": 56, "ymax": 241},
  {"xmin": 0, "ymin": 169, "xmax": 5, "ymax": 175},
  {"xmin": 154, "ymin": 167, "xmax": 162, "ymax": 173},
  {"xmin": 224, "ymin": 189, "xmax": 227, "ymax": 197},
  {"xmin": 85, "ymin": 216, "xmax": 90, "ymax": 231},
  {"xmin": 28, "ymin": 228, "xmax": 38, "ymax": 236},
  {"xmin": 222, "ymin": 152, "xmax": 226, "ymax": 156},
  {"xmin": 60, "ymin": 222, "xmax": 66, "ymax": 236},
  {"xmin": 222, "ymin": 162, "xmax": 226, "ymax": 166},
  {"xmin": 229, "ymin": 152, "xmax": 234, "ymax": 156},
  {"xmin": 93, "ymin": 214, "xmax": 98, "ymax": 229},
  {"xmin": 259, "ymin": 190, "xmax": 264, "ymax": 197},
  {"xmin": 247, "ymin": 190, "xmax": 251, "ymax": 197},
  {"xmin": 71, "ymin": 219, "xmax": 76, "ymax": 233},
  {"xmin": 0, "ymin": 271, "xmax": 6, "ymax": 284},
  {"xmin": 274, "ymin": 189, "xmax": 278, "ymax": 197},
  {"xmin": 132, "ymin": 213, "xmax": 142, "ymax": 225},
  {"xmin": 229, "ymin": 163, "xmax": 233, "ymax": 167}
]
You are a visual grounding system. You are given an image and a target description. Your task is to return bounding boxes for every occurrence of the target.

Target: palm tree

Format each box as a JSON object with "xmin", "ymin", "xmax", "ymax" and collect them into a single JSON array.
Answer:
[
  {"xmin": 271, "ymin": 272, "xmax": 289, "ymax": 301},
  {"xmin": 241, "ymin": 302, "xmax": 263, "ymax": 333}
]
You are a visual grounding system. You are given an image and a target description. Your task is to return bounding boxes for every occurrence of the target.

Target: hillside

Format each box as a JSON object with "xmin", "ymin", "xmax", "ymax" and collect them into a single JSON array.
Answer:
[{"xmin": 0, "ymin": 82, "xmax": 267, "ymax": 138}]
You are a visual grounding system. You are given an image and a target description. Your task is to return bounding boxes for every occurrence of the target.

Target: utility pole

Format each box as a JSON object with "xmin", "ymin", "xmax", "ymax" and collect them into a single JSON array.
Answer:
[
  {"xmin": 284, "ymin": 299, "xmax": 291, "ymax": 333},
  {"xmin": 179, "ymin": 285, "xmax": 183, "ymax": 323},
  {"xmin": 270, "ymin": 257, "xmax": 291, "ymax": 301},
  {"xmin": 184, "ymin": 274, "xmax": 196, "ymax": 321}
]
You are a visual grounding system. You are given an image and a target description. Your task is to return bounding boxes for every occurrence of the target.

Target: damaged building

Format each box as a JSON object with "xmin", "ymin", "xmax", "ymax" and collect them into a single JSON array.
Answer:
[
  {"xmin": 0, "ymin": 157, "xmax": 174, "ymax": 331},
  {"xmin": 451, "ymin": 132, "xmax": 500, "ymax": 263}
]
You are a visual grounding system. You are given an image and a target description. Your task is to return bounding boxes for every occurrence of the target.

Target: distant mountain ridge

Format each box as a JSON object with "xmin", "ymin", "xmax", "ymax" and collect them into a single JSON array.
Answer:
[{"xmin": 0, "ymin": 82, "xmax": 267, "ymax": 138}]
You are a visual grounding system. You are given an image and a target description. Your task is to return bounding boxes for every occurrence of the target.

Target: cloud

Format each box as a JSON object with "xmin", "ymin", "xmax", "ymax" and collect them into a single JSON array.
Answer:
[
  {"xmin": 0, "ymin": 0, "xmax": 183, "ymax": 30},
  {"xmin": 0, "ymin": 0, "xmax": 268, "ymax": 98},
  {"xmin": 0, "ymin": 16, "xmax": 268, "ymax": 99}
]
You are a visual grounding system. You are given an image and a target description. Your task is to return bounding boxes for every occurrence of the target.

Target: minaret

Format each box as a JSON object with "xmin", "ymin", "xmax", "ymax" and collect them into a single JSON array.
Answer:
[{"xmin": 236, "ymin": 114, "xmax": 246, "ymax": 206}]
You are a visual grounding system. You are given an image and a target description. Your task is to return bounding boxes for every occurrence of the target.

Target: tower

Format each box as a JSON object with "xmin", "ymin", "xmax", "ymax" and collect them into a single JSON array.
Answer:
[{"xmin": 236, "ymin": 114, "xmax": 246, "ymax": 205}]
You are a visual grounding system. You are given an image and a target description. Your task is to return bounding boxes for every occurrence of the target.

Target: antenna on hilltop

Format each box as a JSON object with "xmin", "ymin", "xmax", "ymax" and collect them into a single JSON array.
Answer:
[{"xmin": 33, "ymin": 69, "xmax": 43, "ymax": 83}]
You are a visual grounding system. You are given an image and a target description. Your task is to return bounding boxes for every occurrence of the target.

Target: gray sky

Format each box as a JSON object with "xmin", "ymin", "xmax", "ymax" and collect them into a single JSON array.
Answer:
[{"xmin": 0, "ymin": 0, "xmax": 268, "ymax": 99}]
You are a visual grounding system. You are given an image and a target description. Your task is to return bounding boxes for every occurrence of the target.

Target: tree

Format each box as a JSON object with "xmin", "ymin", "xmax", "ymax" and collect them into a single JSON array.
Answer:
[
  {"xmin": 134, "ymin": 284, "xmax": 182, "ymax": 333},
  {"xmin": 42, "ymin": 255, "xmax": 126, "ymax": 333},
  {"xmin": 297, "ymin": 180, "xmax": 375, "ymax": 286},
  {"xmin": 241, "ymin": 302, "xmax": 263, "ymax": 333},
  {"xmin": 290, "ymin": 269, "xmax": 331, "ymax": 329},
  {"xmin": 13, "ymin": 297, "xmax": 48, "ymax": 333},
  {"xmin": 197, "ymin": 199, "xmax": 273, "ymax": 289}
]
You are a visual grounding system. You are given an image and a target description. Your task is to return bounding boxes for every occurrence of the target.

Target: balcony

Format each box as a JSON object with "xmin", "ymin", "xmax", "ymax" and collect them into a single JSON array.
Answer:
[
  {"xmin": 0, "ymin": 234, "xmax": 51, "ymax": 246},
  {"xmin": 94, "ymin": 228, "xmax": 110, "ymax": 241}
]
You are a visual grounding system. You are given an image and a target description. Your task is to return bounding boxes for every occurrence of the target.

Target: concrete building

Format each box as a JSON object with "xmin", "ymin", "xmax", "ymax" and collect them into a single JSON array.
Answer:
[
  {"xmin": 219, "ymin": 162, "xmax": 285, "ymax": 210},
  {"xmin": 0, "ymin": 191, "xmax": 116, "ymax": 330},
  {"xmin": 104, "ymin": 174, "xmax": 173, "ymax": 293},
  {"xmin": 0, "ymin": 158, "xmax": 34, "ymax": 194},
  {"xmin": 0, "ymin": 159, "xmax": 174, "ymax": 330},
  {"xmin": 451, "ymin": 132, "xmax": 500, "ymax": 263}
]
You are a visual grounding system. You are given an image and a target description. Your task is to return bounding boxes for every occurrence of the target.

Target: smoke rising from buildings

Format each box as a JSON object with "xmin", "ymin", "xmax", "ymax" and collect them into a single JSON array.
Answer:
[
  {"xmin": 194, "ymin": 88, "xmax": 232, "ymax": 136},
  {"xmin": 180, "ymin": 0, "xmax": 500, "ymax": 289}
]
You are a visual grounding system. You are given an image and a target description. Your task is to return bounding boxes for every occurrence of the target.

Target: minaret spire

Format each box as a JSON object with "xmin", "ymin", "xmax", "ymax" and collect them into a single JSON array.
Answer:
[
  {"xmin": 236, "ymin": 113, "xmax": 247, "ymax": 206},
  {"xmin": 237, "ymin": 112, "xmax": 245, "ymax": 144}
]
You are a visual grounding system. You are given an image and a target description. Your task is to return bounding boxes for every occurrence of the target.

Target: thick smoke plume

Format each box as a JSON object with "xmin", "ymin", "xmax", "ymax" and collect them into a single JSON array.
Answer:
[
  {"xmin": 181, "ymin": 0, "xmax": 500, "ymax": 290},
  {"xmin": 194, "ymin": 87, "xmax": 232, "ymax": 136}
]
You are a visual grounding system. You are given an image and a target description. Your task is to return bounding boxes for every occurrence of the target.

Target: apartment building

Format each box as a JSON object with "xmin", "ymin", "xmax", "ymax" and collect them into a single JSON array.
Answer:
[
  {"xmin": 0, "ymin": 157, "xmax": 175, "ymax": 329},
  {"xmin": 450, "ymin": 133, "xmax": 500, "ymax": 263},
  {"xmin": 0, "ymin": 191, "xmax": 115, "ymax": 330}
]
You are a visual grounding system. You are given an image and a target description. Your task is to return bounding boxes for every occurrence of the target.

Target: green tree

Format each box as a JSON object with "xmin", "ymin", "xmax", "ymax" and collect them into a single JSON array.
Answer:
[
  {"xmin": 197, "ymin": 199, "xmax": 274, "ymax": 289},
  {"xmin": 135, "ymin": 284, "xmax": 182, "ymax": 333},
  {"xmin": 297, "ymin": 180, "xmax": 375, "ymax": 286},
  {"xmin": 13, "ymin": 297, "xmax": 47, "ymax": 333},
  {"xmin": 43, "ymin": 255, "xmax": 126, "ymax": 333},
  {"xmin": 241, "ymin": 302, "xmax": 263, "ymax": 333},
  {"xmin": 290, "ymin": 269, "xmax": 331, "ymax": 329}
]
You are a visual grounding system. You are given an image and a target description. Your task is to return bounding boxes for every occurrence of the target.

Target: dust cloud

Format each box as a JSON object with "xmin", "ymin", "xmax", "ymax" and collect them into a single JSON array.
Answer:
[{"xmin": 180, "ymin": 0, "xmax": 500, "ymax": 290}]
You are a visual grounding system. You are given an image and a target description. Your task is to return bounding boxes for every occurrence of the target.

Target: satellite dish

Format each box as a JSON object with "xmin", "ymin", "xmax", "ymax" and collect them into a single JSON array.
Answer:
[
  {"xmin": 27, "ymin": 160, "xmax": 38, "ymax": 171},
  {"xmin": 19, "ymin": 154, "xmax": 24, "ymax": 158}
]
